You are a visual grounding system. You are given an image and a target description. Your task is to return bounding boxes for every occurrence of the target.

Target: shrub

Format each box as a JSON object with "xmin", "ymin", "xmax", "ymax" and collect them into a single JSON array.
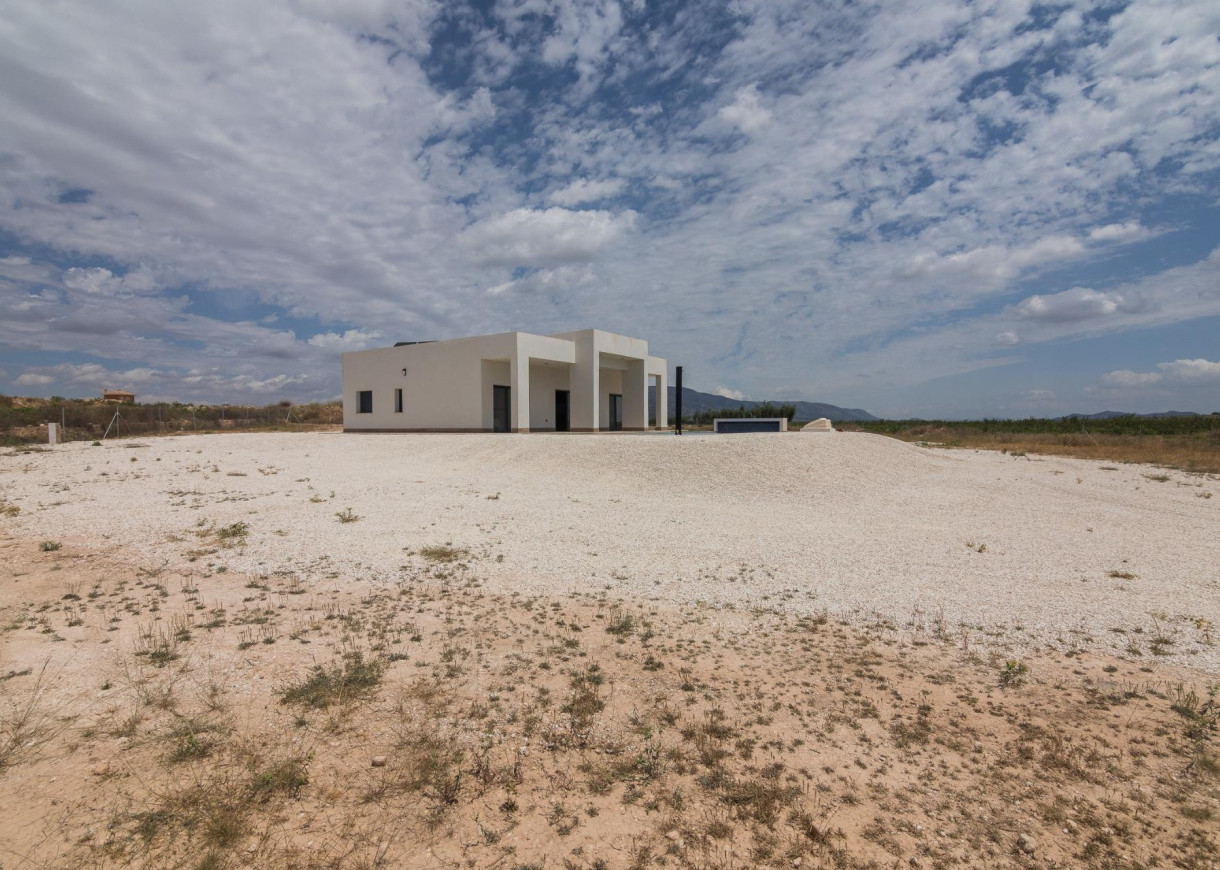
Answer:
[{"xmin": 999, "ymin": 660, "xmax": 1028, "ymax": 688}]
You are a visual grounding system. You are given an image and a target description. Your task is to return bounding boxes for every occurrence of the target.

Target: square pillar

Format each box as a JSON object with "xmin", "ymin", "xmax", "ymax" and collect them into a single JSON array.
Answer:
[
  {"xmin": 653, "ymin": 370, "xmax": 667, "ymax": 429},
  {"xmin": 569, "ymin": 336, "xmax": 599, "ymax": 431},
  {"xmin": 510, "ymin": 351, "xmax": 530, "ymax": 432},
  {"xmin": 623, "ymin": 358, "xmax": 647, "ymax": 431}
]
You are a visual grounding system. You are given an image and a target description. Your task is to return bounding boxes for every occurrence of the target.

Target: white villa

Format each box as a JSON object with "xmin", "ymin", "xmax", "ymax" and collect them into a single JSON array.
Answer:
[{"xmin": 341, "ymin": 329, "xmax": 668, "ymax": 433}]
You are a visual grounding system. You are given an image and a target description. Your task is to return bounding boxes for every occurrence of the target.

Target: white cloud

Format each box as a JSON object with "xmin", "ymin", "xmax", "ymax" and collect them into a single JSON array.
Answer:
[
  {"xmin": 14, "ymin": 372, "xmax": 55, "ymax": 386},
  {"xmin": 1017, "ymin": 287, "xmax": 1122, "ymax": 322},
  {"xmin": 549, "ymin": 178, "xmax": 625, "ymax": 206},
  {"xmin": 1101, "ymin": 358, "xmax": 1220, "ymax": 388},
  {"xmin": 306, "ymin": 329, "xmax": 380, "ymax": 351},
  {"xmin": 463, "ymin": 208, "xmax": 637, "ymax": 268},
  {"xmin": 718, "ymin": 84, "xmax": 771, "ymax": 133},
  {"xmin": 714, "ymin": 387, "xmax": 745, "ymax": 400},
  {"xmin": 485, "ymin": 264, "xmax": 595, "ymax": 296},
  {"xmin": 0, "ymin": 1, "xmax": 1218, "ymax": 415},
  {"xmin": 1101, "ymin": 370, "xmax": 1162, "ymax": 387},
  {"xmin": 1088, "ymin": 222, "xmax": 1147, "ymax": 243},
  {"xmin": 1157, "ymin": 358, "xmax": 1220, "ymax": 381}
]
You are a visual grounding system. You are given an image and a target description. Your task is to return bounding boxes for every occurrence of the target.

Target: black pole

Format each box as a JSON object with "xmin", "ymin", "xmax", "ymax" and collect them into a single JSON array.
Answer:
[{"xmin": 675, "ymin": 366, "xmax": 683, "ymax": 435}]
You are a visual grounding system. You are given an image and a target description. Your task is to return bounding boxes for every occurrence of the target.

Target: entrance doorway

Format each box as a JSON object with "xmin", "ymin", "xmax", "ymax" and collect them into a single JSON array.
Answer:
[
  {"xmin": 493, "ymin": 385, "xmax": 511, "ymax": 432},
  {"xmin": 608, "ymin": 394, "xmax": 623, "ymax": 431},
  {"xmin": 555, "ymin": 390, "xmax": 570, "ymax": 432}
]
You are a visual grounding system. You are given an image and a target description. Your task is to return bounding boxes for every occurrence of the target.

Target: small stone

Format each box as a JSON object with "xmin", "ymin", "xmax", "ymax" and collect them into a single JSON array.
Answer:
[
  {"xmin": 666, "ymin": 830, "xmax": 680, "ymax": 841},
  {"xmin": 909, "ymin": 858, "xmax": 921, "ymax": 868},
  {"xmin": 1017, "ymin": 834, "xmax": 1037, "ymax": 854},
  {"xmin": 91, "ymin": 761, "xmax": 110, "ymax": 776},
  {"xmin": 793, "ymin": 859, "xmax": 803, "ymax": 867},
  {"xmin": 371, "ymin": 755, "xmax": 387, "ymax": 767}
]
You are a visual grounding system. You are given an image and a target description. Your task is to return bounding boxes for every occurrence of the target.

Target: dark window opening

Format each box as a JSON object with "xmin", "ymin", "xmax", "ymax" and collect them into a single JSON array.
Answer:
[
  {"xmin": 394, "ymin": 388, "xmax": 403, "ymax": 413},
  {"xmin": 357, "ymin": 390, "xmax": 373, "ymax": 414}
]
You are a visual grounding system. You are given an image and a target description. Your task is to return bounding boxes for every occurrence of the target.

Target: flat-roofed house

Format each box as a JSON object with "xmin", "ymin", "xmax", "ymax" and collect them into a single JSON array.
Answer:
[{"xmin": 341, "ymin": 329, "xmax": 668, "ymax": 433}]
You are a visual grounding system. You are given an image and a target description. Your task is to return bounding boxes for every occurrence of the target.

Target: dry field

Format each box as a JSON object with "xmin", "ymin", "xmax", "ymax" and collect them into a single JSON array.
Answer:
[{"xmin": 1, "ymin": 432, "xmax": 1218, "ymax": 869}]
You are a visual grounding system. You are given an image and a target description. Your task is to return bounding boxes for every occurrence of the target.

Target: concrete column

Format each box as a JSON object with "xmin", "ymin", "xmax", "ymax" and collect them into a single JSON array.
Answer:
[
  {"xmin": 569, "ymin": 337, "xmax": 599, "ymax": 431},
  {"xmin": 510, "ymin": 350, "xmax": 530, "ymax": 433},
  {"xmin": 623, "ymin": 358, "xmax": 648, "ymax": 431},
  {"xmin": 654, "ymin": 371, "xmax": 668, "ymax": 429}
]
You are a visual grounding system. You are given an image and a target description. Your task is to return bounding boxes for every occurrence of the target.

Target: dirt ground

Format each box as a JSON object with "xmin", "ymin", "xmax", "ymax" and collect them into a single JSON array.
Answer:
[{"xmin": 1, "ymin": 534, "xmax": 1217, "ymax": 870}]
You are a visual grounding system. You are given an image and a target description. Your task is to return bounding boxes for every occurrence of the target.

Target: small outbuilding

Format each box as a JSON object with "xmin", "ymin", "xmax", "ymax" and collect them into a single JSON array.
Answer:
[
  {"xmin": 102, "ymin": 388, "xmax": 135, "ymax": 404},
  {"xmin": 342, "ymin": 329, "xmax": 667, "ymax": 433}
]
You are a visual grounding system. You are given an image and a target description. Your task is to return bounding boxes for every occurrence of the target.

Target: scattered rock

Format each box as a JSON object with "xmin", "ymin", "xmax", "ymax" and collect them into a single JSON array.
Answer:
[
  {"xmin": 1017, "ymin": 833, "xmax": 1037, "ymax": 854},
  {"xmin": 665, "ymin": 830, "xmax": 680, "ymax": 841},
  {"xmin": 371, "ymin": 755, "xmax": 387, "ymax": 767},
  {"xmin": 90, "ymin": 761, "xmax": 110, "ymax": 776}
]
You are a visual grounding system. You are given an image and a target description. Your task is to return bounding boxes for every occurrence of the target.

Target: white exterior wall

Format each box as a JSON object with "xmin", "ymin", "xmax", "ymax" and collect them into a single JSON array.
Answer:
[
  {"xmin": 528, "ymin": 362, "xmax": 572, "ymax": 430},
  {"xmin": 342, "ymin": 328, "xmax": 664, "ymax": 433},
  {"xmin": 342, "ymin": 333, "xmax": 516, "ymax": 431},
  {"xmin": 599, "ymin": 369, "xmax": 623, "ymax": 426}
]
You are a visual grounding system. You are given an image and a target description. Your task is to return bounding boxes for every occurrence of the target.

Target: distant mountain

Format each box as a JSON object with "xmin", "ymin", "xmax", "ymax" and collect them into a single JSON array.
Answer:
[
  {"xmin": 649, "ymin": 386, "xmax": 877, "ymax": 422},
  {"xmin": 1056, "ymin": 411, "xmax": 1202, "ymax": 420}
]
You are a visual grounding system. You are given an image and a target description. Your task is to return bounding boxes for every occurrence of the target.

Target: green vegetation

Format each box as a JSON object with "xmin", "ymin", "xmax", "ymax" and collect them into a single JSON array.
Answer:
[
  {"xmin": 844, "ymin": 414, "xmax": 1219, "ymax": 438},
  {"xmin": 279, "ymin": 652, "xmax": 385, "ymax": 709},
  {"xmin": 838, "ymin": 414, "xmax": 1220, "ymax": 473},
  {"xmin": 684, "ymin": 402, "xmax": 798, "ymax": 426},
  {"xmin": 0, "ymin": 394, "xmax": 341, "ymax": 445}
]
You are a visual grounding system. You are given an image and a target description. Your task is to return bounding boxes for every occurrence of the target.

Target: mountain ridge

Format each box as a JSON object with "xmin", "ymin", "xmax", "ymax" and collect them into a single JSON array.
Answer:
[{"xmin": 649, "ymin": 386, "xmax": 877, "ymax": 422}]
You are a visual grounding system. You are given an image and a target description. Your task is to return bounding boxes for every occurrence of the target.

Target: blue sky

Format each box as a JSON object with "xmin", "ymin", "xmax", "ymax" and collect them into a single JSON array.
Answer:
[{"xmin": 1, "ymin": 0, "xmax": 1218, "ymax": 417}]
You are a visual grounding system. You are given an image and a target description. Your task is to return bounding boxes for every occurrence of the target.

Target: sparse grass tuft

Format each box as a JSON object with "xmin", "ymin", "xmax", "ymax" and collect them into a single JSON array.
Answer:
[
  {"xmin": 335, "ymin": 507, "xmax": 361, "ymax": 524},
  {"xmin": 215, "ymin": 522, "xmax": 249, "ymax": 546},
  {"xmin": 280, "ymin": 652, "xmax": 385, "ymax": 709},
  {"xmin": 419, "ymin": 544, "xmax": 467, "ymax": 563}
]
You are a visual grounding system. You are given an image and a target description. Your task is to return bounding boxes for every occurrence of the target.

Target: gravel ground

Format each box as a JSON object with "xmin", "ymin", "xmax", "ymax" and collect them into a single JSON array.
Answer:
[{"xmin": 4, "ymin": 431, "xmax": 1218, "ymax": 668}]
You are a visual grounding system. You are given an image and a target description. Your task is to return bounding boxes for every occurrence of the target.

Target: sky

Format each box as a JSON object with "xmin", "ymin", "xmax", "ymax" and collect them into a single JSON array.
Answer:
[{"xmin": 1, "ymin": 0, "xmax": 1218, "ymax": 418}]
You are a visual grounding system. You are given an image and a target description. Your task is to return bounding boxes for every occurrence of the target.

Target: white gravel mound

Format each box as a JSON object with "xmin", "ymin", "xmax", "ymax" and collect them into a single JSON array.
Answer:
[
  {"xmin": 802, "ymin": 418, "xmax": 834, "ymax": 432},
  {"xmin": 3, "ymin": 432, "xmax": 1218, "ymax": 668}
]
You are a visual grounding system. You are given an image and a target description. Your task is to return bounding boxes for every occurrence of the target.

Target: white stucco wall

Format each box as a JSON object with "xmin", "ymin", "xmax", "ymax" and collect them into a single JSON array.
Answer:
[
  {"xmin": 342, "ymin": 333, "xmax": 515, "ymax": 431},
  {"xmin": 528, "ymin": 362, "xmax": 572, "ymax": 430}
]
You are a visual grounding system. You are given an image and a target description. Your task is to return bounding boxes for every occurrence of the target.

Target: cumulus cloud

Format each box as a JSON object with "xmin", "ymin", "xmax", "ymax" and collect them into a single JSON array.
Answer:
[
  {"xmin": 714, "ymin": 387, "xmax": 746, "ymax": 400},
  {"xmin": 306, "ymin": 329, "xmax": 381, "ymax": 351},
  {"xmin": 1017, "ymin": 287, "xmax": 1122, "ymax": 322},
  {"xmin": 463, "ymin": 208, "xmax": 637, "ymax": 268},
  {"xmin": 718, "ymin": 84, "xmax": 771, "ymax": 133},
  {"xmin": 14, "ymin": 372, "xmax": 55, "ymax": 386},
  {"xmin": 1088, "ymin": 222, "xmax": 1148, "ymax": 243},
  {"xmin": 549, "ymin": 178, "xmax": 626, "ymax": 206},
  {"xmin": 1101, "ymin": 358, "xmax": 1220, "ymax": 387},
  {"xmin": 1, "ymin": 1, "xmax": 1219, "ymax": 414},
  {"xmin": 57, "ymin": 266, "xmax": 160, "ymax": 299}
]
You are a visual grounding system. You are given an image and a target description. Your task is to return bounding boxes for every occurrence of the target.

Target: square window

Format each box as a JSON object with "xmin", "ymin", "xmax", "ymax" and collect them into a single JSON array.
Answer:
[{"xmin": 357, "ymin": 390, "xmax": 373, "ymax": 414}]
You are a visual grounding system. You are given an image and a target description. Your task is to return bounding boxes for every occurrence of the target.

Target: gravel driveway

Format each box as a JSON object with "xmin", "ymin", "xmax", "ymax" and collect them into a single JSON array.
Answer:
[{"xmin": 4, "ymin": 431, "xmax": 1217, "ymax": 668}]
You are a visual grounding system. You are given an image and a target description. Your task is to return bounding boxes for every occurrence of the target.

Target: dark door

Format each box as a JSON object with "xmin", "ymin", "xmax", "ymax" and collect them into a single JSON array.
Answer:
[
  {"xmin": 493, "ymin": 385, "xmax": 511, "ymax": 432},
  {"xmin": 555, "ymin": 390, "xmax": 570, "ymax": 432},
  {"xmin": 609, "ymin": 394, "xmax": 622, "ymax": 431}
]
